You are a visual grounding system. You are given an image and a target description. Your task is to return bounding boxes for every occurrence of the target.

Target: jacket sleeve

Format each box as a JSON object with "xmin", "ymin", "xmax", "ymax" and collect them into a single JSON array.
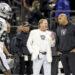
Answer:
[
  {"xmin": 15, "ymin": 37, "xmax": 23, "ymax": 56},
  {"xmin": 22, "ymin": 46, "xmax": 30, "ymax": 55},
  {"xmin": 27, "ymin": 31, "xmax": 34, "ymax": 54},
  {"xmin": 56, "ymin": 27, "xmax": 60, "ymax": 51},
  {"xmin": 11, "ymin": 37, "xmax": 17, "ymax": 54}
]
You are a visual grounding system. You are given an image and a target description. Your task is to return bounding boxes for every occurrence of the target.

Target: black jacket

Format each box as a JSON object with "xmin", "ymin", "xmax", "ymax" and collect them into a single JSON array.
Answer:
[
  {"xmin": 56, "ymin": 22, "xmax": 75, "ymax": 53},
  {"xmin": 28, "ymin": 8, "xmax": 44, "ymax": 25},
  {"xmin": 16, "ymin": 31, "xmax": 30, "ymax": 56},
  {"xmin": 11, "ymin": 36, "xmax": 18, "ymax": 55},
  {"xmin": 4, "ymin": 34, "xmax": 12, "ymax": 54}
]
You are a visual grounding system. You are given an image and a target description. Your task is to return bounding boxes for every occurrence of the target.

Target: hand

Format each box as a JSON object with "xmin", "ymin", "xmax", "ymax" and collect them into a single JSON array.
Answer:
[
  {"xmin": 70, "ymin": 49, "xmax": 75, "ymax": 53},
  {"xmin": 21, "ymin": 54, "xmax": 25, "ymax": 57},
  {"xmin": 51, "ymin": 33, "xmax": 55, "ymax": 40},
  {"xmin": 57, "ymin": 51, "xmax": 62, "ymax": 55},
  {"xmin": 7, "ymin": 53, "xmax": 12, "ymax": 57}
]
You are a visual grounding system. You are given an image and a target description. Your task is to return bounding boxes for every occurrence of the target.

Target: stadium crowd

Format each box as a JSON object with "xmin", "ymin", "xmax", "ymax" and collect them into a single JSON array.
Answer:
[{"xmin": 0, "ymin": 0, "xmax": 75, "ymax": 75}]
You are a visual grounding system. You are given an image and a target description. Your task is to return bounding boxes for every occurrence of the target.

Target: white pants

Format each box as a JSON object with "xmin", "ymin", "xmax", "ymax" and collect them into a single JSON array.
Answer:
[
  {"xmin": 0, "ymin": 52, "xmax": 10, "ymax": 72},
  {"xmin": 33, "ymin": 54, "xmax": 51, "ymax": 75}
]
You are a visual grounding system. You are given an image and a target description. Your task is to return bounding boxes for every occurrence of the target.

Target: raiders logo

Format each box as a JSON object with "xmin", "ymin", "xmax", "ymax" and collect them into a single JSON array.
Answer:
[
  {"xmin": 61, "ymin": 29, "xmax": 67, "ymax": 36},
  {"xmin": 40, "ymin": 35, "xmax": 45, "ymax": 40}
]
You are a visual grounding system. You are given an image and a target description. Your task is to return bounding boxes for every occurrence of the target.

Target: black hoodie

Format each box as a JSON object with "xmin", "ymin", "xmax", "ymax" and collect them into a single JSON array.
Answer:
[{"xmin": 56, "ymin": 22, "xmax": 75, "ymax": 53}]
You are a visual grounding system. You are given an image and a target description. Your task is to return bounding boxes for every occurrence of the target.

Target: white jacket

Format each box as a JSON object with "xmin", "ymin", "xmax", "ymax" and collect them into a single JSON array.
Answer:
[{"xmin": 27, "ymin": 29, "xmax": 55, "ymax": 62}]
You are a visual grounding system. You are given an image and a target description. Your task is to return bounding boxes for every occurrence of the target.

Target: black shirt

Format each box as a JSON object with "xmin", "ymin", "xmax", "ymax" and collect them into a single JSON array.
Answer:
[
  {"xmin": 56, "ymin": 22, "xmax": 75, "ymax": 53},
  {"xmin": 28, "ymin": 8, "xmax": 44, "ymax": 25},
  {"xmin": 16, "ymin": 31, "xmax": 30, "ymax": 56}
]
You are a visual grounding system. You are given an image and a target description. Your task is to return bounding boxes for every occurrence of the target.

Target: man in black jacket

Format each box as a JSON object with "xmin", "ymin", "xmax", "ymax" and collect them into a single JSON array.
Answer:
[
  {"xmin": 5, "ymin": 23, "xmax": 11, "ymax": 54},
  {"xmin": 16, "ymin": 21, "xmax": 32, "ymax": 75},
  {"xmin": 57, "ymin": 14, "xmax": 75, "ymax": 75},
  {"xmin": 51, "ymin": 32, "xmax": 59, "ymax": 75}
]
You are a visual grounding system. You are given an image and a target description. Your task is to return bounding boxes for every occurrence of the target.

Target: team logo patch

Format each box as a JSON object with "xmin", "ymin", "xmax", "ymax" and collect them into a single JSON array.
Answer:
[
  {"xmin": 61, "ymin": 29, "xmax": 67, "ymax": 36},
  {"xmin": 40, "ymin": 35, "xmax": 45, "ymax": 40}
]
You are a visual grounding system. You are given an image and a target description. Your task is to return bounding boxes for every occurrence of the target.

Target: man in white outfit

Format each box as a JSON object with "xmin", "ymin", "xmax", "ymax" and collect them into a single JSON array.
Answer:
[{"xmin": 27, "ymin": 19, "xmax": 55, "ymax": 75}]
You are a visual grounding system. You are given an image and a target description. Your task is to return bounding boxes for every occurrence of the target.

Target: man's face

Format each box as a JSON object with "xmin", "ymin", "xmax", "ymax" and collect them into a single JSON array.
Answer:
[
  {"xmin": 7, "ymin": 23, "xmax": 10, "ymax": 33},
  {"xmin": 22, "ymin": 26, "xmax": 30, "ymax": 32},
  {"xmin": 58, "ymin": 14, "xmax": 67, "ymax": 26},
  {"xmin": 40, "ymin": 20, "xmax": 48, "ymax": 31}
]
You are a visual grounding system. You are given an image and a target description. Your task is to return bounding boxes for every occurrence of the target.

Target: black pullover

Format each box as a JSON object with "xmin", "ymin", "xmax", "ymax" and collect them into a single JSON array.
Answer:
[{"xmin": 56, "ymin": 22, "xmax": 75, "ymax": 53}]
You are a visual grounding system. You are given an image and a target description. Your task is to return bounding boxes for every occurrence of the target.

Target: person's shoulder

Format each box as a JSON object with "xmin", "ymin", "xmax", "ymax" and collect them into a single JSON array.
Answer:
[
  {"xmin": 69, "ymin": 22, "xmax": 75, "ymax": 26},
  {"xmin": 47, "ymin": 30, "xmax": 52, "ymax": 32},
  {"xmin": 68, "ymin": 22, "xmax": 75, "ymax": 28},
  {"xmin": 46, "ymin": 30, "xmax": 53, "ymax": 34},
  {"xmin": 48, "ymin": 30, "xmax": 56, "ymax": 34},
  {"xmin": 30, "ymin": 29, "xmax": 39, "ymax": 33},
  {"xmin": 56, "ymin": 25, "xmax": 61, "ymax": 31}
]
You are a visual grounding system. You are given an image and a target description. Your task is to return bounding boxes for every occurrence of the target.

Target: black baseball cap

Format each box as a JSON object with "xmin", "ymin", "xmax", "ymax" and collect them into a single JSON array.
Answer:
[{"xmin": 23, "ymin": 21, "xmax": 31, "ymax": 26}]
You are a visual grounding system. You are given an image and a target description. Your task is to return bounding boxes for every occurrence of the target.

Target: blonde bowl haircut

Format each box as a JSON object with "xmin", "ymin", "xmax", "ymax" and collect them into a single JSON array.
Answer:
[{"xmin": 38, "ymin": 19, "xmax": 47, "ymax": 28}]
